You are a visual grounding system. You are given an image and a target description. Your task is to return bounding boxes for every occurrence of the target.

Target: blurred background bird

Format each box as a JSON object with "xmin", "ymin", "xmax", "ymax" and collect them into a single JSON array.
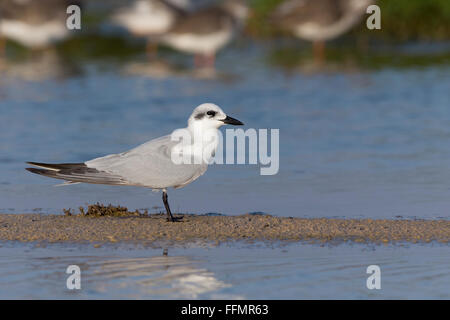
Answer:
[
  {"xmin": 111, "ymin": 0, "xmax": 190, "ymax": 58},
  {"xmin": 0, "ymin": 0, "xmax": 80, "ymax": 52},
  {"xmin": 271, "ymin": 0, "xmax": 374, "ymax": 64},
  {"xmin": 161, "ymin": 0, "xmax": 249, "ymax": 69}
]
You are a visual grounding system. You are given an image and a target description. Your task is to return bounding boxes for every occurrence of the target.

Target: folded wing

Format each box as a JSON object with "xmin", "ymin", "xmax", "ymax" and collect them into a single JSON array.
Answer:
[
  {"xmin": 26, "ymin": 162, "xmax": 128, "ymax": 185},
  {"xmin": 85, "ymin": 135, "xmax": 208, "ymax": 189}
]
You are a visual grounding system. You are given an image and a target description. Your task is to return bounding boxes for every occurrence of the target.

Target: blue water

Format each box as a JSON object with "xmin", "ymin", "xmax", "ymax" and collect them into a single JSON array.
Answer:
[
  {"xmin": 0, "ymin": 241, "xmax": 448, "ymax": 299},
  {"xmin": 0, "ymin": 37, "xmax": 450, "ymax": 299},
  {"xmin": 1, "ymin": 45, "xmax": 450, "ymax": 219}
]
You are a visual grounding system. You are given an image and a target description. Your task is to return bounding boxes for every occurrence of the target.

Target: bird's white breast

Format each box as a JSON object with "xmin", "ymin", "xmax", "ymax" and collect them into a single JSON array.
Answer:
[
  {"xmin": 163, "ymin": 29, "xmax": 233, "ymax": 55},
  {"xmin": 0, "ymin": 19, "xmax": 68, "ymax": 48}
]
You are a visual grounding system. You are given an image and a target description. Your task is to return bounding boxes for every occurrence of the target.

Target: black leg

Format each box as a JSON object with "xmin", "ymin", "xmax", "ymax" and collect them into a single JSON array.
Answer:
[{"xmin": 162, "ymin": 191, "xmax": 182, "ymax": 222}]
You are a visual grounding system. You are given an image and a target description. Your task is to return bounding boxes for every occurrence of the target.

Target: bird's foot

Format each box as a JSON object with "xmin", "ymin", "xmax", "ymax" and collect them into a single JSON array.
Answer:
[{"xmin": 167, "ymin": 215, "xmax": 184, "ymax": 222}]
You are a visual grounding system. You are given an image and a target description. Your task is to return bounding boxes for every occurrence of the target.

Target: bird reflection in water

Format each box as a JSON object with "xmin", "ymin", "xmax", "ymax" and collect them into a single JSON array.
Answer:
[{"xmin": 89, "ymin": 254, "xmax": 233, "ymax": 299}]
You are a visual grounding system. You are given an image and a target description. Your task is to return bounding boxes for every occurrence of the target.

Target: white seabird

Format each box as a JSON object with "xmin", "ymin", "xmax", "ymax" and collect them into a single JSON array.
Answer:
[{"xmin": 26, "ymin": 103, "xmax": 244, "ymax": 222}]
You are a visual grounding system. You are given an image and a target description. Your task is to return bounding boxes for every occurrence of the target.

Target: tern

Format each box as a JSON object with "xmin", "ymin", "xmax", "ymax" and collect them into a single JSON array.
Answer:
[{"xmin": 26, "ymin": 103, "xmax": 244, "ymax": 222}]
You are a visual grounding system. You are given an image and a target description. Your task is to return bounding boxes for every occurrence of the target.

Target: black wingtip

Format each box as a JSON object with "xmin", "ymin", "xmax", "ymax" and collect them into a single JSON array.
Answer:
[
  {"xmin": 25, "ymin": 162, "xmax": 86, "ymax": 170},
  {"xmin": 26, "ymin": 161, "xmax": 44, "ymax": 167},
  {"xmin": 26, "ymin": 167, "xmax": 45, "ymax": 174}
]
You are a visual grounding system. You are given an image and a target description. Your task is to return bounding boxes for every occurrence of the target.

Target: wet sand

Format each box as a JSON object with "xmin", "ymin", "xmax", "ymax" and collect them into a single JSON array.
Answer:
[{"xmin": 0, "ymin": 213, "xmax": 449, "ymax": 244}]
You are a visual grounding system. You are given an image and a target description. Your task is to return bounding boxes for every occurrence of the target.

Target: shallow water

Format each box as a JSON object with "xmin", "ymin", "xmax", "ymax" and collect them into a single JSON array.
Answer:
[
  {"xmin": 1, "ymin": 43, "xmax": 450, "ymax": 219},
  {"xmin": 1, "ymin": 41, "xmax": 449, "ymax": 299},
  {"xmin": 0, "ymin": 241, "xmax": 448, "ymax": 299}
]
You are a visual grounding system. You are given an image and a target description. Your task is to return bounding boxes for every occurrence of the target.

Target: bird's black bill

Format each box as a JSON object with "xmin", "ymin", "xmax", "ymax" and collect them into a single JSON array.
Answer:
[{"xmin": 222, "ymin": 116, "xmax": 244, "ymax": 125}]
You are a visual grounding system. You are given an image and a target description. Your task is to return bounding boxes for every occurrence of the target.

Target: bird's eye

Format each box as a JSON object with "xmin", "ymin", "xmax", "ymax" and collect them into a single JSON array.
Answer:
[{"xmin": 207, "ymin": 111, "xmax": 216, "ymax": 117}]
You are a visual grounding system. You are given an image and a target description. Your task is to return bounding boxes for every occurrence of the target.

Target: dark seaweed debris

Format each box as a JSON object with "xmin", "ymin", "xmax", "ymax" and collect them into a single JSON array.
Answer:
[{"xmin": 63, "ymin": 203, "xmax": 149, "ymax": 217}]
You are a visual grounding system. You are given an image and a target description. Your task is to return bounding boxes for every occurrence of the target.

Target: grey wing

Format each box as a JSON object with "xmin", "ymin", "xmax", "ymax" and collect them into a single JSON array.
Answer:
[
  {"xmin": 85, "ymin": 135, "xmax": 208, "ymax": 189},
  {"xmin": 26, "ymin": 162, "xmax": 129, "ymax": 185},
  {"xmin": 169, "ymin": 8, "xmax": 229, "ymax": 35}
]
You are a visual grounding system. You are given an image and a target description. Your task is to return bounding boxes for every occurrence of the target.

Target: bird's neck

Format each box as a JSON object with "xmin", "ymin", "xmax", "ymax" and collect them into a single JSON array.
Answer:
[{"xmin": 185, "ymin": 124, "xmax": 220, "ymax": 163}]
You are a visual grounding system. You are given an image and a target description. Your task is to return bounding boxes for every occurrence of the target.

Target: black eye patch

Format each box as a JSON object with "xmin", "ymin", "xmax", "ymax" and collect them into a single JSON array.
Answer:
[
  {"xmin": 194, "ymin": 113, "xmax": 205, "ymax": 120},
  {"xmin": 207, "ymin": 111, "xmax": 216, "ymax": 117}
]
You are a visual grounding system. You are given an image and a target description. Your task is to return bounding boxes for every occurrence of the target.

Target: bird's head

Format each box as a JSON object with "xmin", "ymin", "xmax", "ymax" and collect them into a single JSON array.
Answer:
[{"xmin": 188, "ymin": 103, "xmax": 244, "ymax": 131}]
